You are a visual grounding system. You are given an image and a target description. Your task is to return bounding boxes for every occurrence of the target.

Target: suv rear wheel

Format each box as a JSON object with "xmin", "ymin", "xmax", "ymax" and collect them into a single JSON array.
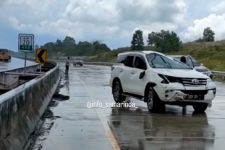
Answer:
[
  {"xmin": 193, "ymin": 103, "xmax": 208, "ymax": 113},
  {"xmin": 112, "ymin": 80, "xmax": 126, "ymax": 103},
  {"xmin": 146, "ymin": 86, "xmax": 165, "ymax": 113}
]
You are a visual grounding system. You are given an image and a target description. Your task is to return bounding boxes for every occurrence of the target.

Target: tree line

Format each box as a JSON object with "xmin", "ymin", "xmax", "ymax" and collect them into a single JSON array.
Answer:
[
  {"xmin": 41, "ymin": 36, "xmax": 111, "ymax": 57},
  {"xmin": 40, "ymin": 27, "xmax": 215, "ymax": 57},
  {"xmin": 131, "ymin": 27, "xmax": 215, "ymax": 52}
]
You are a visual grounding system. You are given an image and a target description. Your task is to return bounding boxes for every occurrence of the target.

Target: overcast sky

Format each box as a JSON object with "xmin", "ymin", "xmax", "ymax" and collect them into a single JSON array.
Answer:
[{"xmin": 1, "ymin": 0, "xmax": 225, "ymax": 51}]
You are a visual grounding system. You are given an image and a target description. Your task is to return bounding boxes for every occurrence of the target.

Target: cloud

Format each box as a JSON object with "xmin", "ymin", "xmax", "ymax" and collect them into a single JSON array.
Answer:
[
  {"xmin": 0, "ymin": 0, "xmax": 187, "ymax": 48},
  {"xmin": 63, "ymin": 0, "xmax": 119, "ymax": 25},
  {"xmin": 182, "ymin": 13, "xmax": 225, "ymax": 41},
  {"xmin": 117, "ymin": 0, "xmax": 186, "ymax": 24},
  {"xmin": 211, "ymin": 1, "xmax": 225, "ymax": 14}
]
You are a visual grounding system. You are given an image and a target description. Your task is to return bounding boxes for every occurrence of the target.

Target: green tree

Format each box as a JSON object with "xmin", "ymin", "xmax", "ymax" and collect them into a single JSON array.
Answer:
[
  {"xmin": 56, "ymin": 39, "xmax": 62, "ymax": 45},
  {"xmin": 147, "ymin": 30, "xmax": 181, "ymax": 52},
  {"xmin": 147, "ymin": 32, "xmax": 157, "ymax": 46},
  {"xmin": 42, "ymin": 36, "xmax": 111, "ymax": 57},
  {"xmin": 93, "ymin": 41, "xmax": 110, "ymax": 52},
  {"xmin": 203, "ymin": 27, "xmax": 215, "ymax": 42},
  {"xmin": 63, "ymin": 36, "xmax": 76, "ymax": 45},
  {"xmin": 131, "ymin": 30, "xmax": 144, "ymax": 50}
]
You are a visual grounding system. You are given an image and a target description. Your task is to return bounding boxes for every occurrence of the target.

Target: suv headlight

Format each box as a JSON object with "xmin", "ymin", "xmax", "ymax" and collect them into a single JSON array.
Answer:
[
  {"xmin": 158, "ymin": 74, "xmax": 182, "ymax": 84},
  {"xmin": 158, "ymin": 74, "xmax": 169, "ymax": 84}
]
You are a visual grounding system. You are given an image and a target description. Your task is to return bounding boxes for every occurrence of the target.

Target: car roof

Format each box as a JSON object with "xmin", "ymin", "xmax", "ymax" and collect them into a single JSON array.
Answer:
[
  {"xmin": 168, "ymin": 55, "xmax": 190, "ymax": 57},
  {"xmin": 118, "ymin": 50, "xmax": 165, "ymax": 56}
]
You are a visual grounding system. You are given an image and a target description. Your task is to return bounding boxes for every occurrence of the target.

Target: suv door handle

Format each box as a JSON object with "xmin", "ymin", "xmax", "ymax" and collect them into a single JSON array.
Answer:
[{"xmin": 131, "ymin": 72, "xmax": 135, "ymax": 74}]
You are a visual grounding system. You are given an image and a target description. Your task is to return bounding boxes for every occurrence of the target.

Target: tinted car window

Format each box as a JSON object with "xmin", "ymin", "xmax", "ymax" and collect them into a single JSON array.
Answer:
[
  {"xmin": 134, "ymin": 56, "xmax": 147, "ymax": 70},
  {"xmin": 124, "ymin": 56, "xmax": 134, "ymax": 67}
]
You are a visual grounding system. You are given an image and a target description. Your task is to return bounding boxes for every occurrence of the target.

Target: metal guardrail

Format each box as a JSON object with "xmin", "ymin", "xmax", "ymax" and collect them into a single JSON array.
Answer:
[
  {"xmin": 53, "ymin": 60, "xmax": 225, "ymax": 78},
  {"xmin": 84, "ymin": 62, "xmax": 113, "ymax": 66},
  {"xmin": 212, "ymin": 71, "xmax": 225, "ymax": 78},
  {"xmin": 85, "ymin": 63, "xmax": 225, "ymax": 78},
  {"xmin": 83, "ymin": 63, "xmax": 225, "ymax": 78}
]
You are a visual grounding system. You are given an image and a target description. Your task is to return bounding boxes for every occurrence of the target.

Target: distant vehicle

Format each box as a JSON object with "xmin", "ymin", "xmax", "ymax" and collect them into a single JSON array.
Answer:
[
  {"xmin": 73, "ymin": 58, "xmax": 83, "ymax": 66},
  {"xmin": 0, "ymin": 49, "xmax": 11, "ymax": 62},
  {"xmin": 110, "ymin": 51, "xmax": 216, "ymax": 113},
  {"xmin": 169, "ymin": 55, "xmax": 213, "ymax": 78}
]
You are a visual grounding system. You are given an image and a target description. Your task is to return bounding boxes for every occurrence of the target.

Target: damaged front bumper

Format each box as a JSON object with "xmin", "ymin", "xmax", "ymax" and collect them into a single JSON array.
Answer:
[{"xmin": 163, "ymin": 88, "xmax": 216, "ymax": 105}]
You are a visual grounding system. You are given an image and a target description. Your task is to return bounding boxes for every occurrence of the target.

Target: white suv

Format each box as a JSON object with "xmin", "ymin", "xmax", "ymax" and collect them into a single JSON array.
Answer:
[{"xmin": 110, "ymin": 51, "xmax": 216, "ymax": 113}]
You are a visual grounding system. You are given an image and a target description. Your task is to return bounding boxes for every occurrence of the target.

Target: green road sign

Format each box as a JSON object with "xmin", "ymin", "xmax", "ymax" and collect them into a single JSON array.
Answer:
[{"xmin": 18, "ymin": 33, "xmax": 34, "ymax": 52}]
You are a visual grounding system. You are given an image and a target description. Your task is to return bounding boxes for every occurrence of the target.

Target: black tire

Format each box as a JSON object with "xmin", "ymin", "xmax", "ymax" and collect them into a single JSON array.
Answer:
[
  {"xmin": 112, "ymin": 80, "xmax": 126, "ymax": 103},
  {"xmin": 193, "ymin": 103, "xmax": 208, "ymax": 113},
  {"xmin": 146, "ymin": 86, "xmax": 165, "ymax": 113}
]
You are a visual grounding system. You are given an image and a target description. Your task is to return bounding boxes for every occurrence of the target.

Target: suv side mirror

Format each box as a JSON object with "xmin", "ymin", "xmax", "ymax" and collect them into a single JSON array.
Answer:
[{"xmin": 139, "ymin": 71, "xmax": 145, "ymax": 79}]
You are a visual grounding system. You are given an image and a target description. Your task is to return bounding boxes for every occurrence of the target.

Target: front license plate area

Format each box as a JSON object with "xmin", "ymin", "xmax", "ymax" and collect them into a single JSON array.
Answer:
[{"xmin": 184, "ymin": 94, "xmax": 204, "ymax": 100}]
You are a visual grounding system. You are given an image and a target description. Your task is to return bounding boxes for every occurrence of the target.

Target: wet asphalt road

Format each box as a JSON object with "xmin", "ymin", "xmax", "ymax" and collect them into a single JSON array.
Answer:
[
  {"xmin": 0, "ymin": 57, "xmax": 35, "ymax": 72},
  {"xmin": 32, "ymin": 64, "xmax": 225, "ymax": 150}
]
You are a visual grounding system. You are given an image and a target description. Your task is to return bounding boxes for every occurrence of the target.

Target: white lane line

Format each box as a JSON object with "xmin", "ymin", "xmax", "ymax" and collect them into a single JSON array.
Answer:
[{"xmin": 76, "ymin": 75, "xmax": 120, "ymax": 150}]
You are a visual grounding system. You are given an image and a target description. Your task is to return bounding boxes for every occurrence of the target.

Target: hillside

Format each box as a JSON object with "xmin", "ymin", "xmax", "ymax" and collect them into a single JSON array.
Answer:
[
  {"xmin": 90, "ymin": 41, "xmax": 225, "ymax": 71},
  {"xmin": 174, "ymin": 42, "xmax": 225, "ymax": 71}
]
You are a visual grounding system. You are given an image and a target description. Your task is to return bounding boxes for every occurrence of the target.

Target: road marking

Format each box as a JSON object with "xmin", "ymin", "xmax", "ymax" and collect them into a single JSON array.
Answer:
[
  {"xmin": 96, "ymin": 109, "xmax": 120, "ymax": 150},
  {"xmin": 76, "ymin": 75, "xmax": 120, "ymax": 150}
]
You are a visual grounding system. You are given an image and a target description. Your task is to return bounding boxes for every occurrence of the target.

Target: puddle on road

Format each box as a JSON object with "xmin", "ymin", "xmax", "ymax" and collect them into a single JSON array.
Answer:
[{"xmin": 109, "ymin": 107, "xmax": 215, "ymax": 150}]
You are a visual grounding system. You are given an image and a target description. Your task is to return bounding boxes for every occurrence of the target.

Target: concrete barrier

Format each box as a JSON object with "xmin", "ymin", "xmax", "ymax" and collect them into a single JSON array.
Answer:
[
  {"xmin": 0, "ymin": 65, "xmax": 40, "ymax": 90},
  {"xmin": 212, "ymin": 71, "xmax": 225, "ymax": 79},
  {"xmin": 0, "ymin": 62, "xmax": 60, "ymax": 150}
]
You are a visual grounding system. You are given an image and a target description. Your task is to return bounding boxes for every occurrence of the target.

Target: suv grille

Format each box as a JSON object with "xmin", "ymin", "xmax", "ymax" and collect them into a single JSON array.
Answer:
[
  {"xmin": 165, "ymin": 76, "xmax": 207, "ymax": 86},
  {"xmin": 181, "ymin": 90, "xmax": 208, "ymax": 95},
  {"xmin": 180, "ymin": 78, "xmax": 207, "ymax": 86}
]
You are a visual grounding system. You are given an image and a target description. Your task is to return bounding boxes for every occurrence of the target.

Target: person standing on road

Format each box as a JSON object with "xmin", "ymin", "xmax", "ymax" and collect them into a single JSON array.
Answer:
[{"xmin": 65, "ymin": 56, "xmax": 70, "ymax": 74}]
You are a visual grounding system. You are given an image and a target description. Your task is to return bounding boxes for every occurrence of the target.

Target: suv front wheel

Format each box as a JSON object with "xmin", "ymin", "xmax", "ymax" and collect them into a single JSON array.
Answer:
[
  {"xmin": 146, "ymin": 86, "xmax": 165, "ymax": 113},
  {"xmin": 112, "ymin": 80, "xmax": 126, "ymax": 103}
]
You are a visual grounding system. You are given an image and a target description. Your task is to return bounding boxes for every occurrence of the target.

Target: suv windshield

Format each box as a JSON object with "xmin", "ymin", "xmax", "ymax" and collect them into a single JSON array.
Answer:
[
  {"xmin": 146, "ymin": 54, "xmax": 191, "ymax": 69},
  {"xmin": 173, "ymin": 56, "xmax": 200, "ymax": 67},
  {"xmin": 190, "ymin": 56, "xmax": 200, "ymax": 66}
]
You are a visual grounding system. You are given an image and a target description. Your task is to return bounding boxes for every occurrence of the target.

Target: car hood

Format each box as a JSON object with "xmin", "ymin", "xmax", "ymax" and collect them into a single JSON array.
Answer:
[{"xmin": 153, "ymin": 69, "xmax": 209, "ymax": 79}]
